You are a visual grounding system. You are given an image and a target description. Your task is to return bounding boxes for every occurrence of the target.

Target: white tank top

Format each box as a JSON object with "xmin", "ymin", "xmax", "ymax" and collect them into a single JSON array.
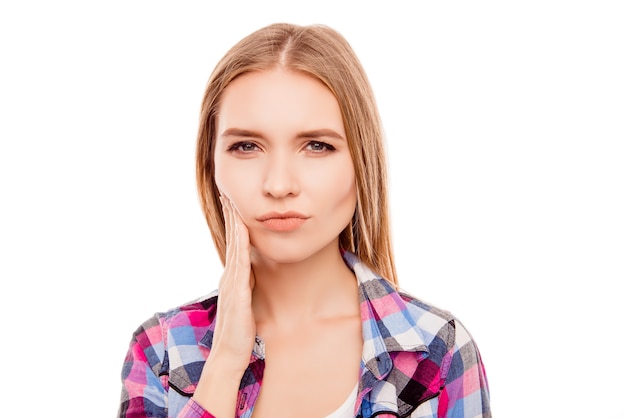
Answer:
[{"xmin": 324, "ymin": 383, "xmax": 358, "ymax": 418}]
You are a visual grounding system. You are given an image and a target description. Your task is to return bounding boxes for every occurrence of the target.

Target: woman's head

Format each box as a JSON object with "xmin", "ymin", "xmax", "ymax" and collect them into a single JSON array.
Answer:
[{"xmin": 196, "ymin": 23, "xmax": 397, "ymax": 285}]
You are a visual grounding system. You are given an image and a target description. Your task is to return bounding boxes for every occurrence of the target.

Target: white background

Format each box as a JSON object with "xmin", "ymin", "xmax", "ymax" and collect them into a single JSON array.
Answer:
[{"xmin": 1, "ymin": 1, "xmax": 624, "ymax": 417}]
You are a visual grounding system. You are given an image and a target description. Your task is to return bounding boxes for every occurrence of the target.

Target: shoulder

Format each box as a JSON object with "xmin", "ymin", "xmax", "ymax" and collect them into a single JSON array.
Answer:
[
  {"xmin": 397, "ymin": 291, "xmax": 491, "ymax": 415},
  {"xmin": 359, "ymin": 282, "xmax": 489, "ymax": 415},
  {"xmin": 126, "ymin": 291, "xmax": 220, "ymax": 393},
  {"xmin": 159, "ymin": 290, "xmax": 218, "ymax": 335},
  {"xmin": 398, "ymin": 289, "xmax": 456, "ymax": 326},
  {"xmin": 160, "ymin": 290, "xmax": 219, "ymax": 323},
  {"xmin": 379, "ymin": 284, "xmax": 485, "ymax": 384},
  {"xmin": 391, "ymin": 289, "xmax": 490, "ymax": 412},
  {"xmin": 397, "ymin": 288, "xmax": 489, "ymax": 396},
  {"xmin": 397, "ymin": 289, "xmax": 456, "ymax": 344},
  {"xmin": 396, "ymin": 288, "xmax": 479, "ymax": 358},
  {"xmin": 130, "ymin": 290, "xmax": 219, "ymax": 350}
]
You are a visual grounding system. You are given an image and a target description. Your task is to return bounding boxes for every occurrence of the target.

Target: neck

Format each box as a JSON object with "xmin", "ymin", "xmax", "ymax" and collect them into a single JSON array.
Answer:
[{"xmin": 251, "ymin": 243, "xmax": 359, "ymax": 328}]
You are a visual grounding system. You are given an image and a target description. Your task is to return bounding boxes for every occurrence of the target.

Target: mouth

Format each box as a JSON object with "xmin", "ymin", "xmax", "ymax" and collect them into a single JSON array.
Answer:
[{"xmin": 257, "ymin": 212, "xmax": 309, "ymax": 232}]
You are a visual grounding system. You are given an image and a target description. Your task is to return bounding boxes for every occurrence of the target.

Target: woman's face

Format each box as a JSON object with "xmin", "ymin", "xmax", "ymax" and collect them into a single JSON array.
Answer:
[{"xmin": 214, "ymin": 69, "xmax": 356, "ymax": 264}]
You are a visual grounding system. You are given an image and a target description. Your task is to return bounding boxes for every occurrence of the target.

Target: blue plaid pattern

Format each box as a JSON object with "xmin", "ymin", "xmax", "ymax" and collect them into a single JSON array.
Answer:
[{"xmin": 119, "ymin": 251, "xmax": 490, "ymax": 417}]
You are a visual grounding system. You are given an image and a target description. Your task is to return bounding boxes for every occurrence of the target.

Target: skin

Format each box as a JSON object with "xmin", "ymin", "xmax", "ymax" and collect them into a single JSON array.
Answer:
[{"xmin": 192, "ymin": 69, "xmax": 363, "ymax": 417}]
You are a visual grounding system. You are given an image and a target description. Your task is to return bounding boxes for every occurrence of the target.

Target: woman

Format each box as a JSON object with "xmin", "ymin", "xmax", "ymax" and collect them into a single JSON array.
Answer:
[{"xmin": 119, "ymin": 23, "xmax": 490, "ymax": 418}]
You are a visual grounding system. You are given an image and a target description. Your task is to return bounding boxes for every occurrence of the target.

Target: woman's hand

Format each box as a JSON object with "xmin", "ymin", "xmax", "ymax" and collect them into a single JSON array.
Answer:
[
  {"xmin": 213, "ymin": 195, "xmax": 256, "ymax": 366},
  {"xmin": 192, "ymin": 195, "xmax": 256, "ymax": 416}
]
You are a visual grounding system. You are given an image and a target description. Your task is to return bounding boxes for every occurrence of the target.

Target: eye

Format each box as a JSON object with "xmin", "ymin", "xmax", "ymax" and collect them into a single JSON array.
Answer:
[
  {"xmin": 306, "ymin": 141, "xmax": 336, "ymax": 153},
  {"xmin": 227, "ymin": 141, "xmax": 259, "ymax": 153}
]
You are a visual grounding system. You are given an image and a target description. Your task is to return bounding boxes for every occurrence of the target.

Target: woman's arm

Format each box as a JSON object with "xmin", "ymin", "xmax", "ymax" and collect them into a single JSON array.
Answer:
[
  {"xmin": 411, "ymin": 319, "xmax": 491, "ymax": 418},
  {"xmin": 118, "ymin": 315, "xmax": 169, "ymax": 417},
  {"xmin": 118, "ymin": 317, "xmax": 218, "ymax": 418}
]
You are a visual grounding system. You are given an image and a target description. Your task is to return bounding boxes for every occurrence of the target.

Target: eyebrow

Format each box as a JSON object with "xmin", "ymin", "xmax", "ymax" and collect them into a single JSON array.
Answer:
[{"xmin": 220, "ymin": 128, "xmax": 345, "ymax": 141}]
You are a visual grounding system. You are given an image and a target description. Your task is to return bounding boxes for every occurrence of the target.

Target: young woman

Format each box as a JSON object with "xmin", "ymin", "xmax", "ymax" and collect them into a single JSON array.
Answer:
[{"xmin": 119, "ymin": 23, "xmax": 490, "ymax": 418}]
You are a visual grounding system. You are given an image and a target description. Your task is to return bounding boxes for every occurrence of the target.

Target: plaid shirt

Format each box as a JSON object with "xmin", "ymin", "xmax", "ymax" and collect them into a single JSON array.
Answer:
[{"xmin": 119, "ymin": 251, "xmax": 490, "ymax": 417}]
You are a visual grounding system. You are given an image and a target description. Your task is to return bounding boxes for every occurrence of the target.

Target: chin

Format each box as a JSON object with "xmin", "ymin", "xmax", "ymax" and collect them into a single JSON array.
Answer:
[
  {"xmin": 251, "ymin": 246, "xmax": 312, "ymax": 266},
  {"xmin": 250, "ymin": 236, "xmax": 336, "ymax": 267}
]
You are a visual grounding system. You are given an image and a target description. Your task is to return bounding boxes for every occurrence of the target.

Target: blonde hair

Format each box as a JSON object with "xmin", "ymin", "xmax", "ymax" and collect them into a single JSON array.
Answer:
[{"xmin": 196, "ymin": 23, "xmax": 398, "ymax": 286}]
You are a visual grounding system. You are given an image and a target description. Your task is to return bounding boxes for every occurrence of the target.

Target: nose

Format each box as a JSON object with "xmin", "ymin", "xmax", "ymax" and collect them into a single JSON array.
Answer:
[{"xmin": 262, "ymin": 153, "xmax": 300, "ymax": 198}]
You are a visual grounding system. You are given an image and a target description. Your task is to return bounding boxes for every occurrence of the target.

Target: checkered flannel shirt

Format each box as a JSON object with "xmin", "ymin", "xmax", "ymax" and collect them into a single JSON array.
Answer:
[{"xmin": 119, "ymin": 251, "xmax": 491, "ymax": 417}]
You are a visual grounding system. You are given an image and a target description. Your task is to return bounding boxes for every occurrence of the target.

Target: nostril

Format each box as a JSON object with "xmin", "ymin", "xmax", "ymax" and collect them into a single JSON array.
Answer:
[{"xmin": 261, "ymin": 165, "xmax": 300, "ymax": 198}]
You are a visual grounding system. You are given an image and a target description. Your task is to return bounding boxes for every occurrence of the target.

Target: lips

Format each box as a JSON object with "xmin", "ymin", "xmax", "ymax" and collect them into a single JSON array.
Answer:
[{"xmin": 257, "ymin": 212, "xmax": 309, "ymax": 232}]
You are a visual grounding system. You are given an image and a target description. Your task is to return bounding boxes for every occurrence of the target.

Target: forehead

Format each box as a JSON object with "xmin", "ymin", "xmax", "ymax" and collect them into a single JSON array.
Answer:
[{"xmin": 217, "ymin": 69, "xmax": 345, "ymax": 137}]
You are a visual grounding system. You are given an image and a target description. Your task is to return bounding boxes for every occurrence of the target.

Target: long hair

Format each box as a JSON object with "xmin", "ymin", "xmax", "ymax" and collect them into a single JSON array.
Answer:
[{"xmin": 196, "ymin": 23, "xmax": 398, "ymax": 286}]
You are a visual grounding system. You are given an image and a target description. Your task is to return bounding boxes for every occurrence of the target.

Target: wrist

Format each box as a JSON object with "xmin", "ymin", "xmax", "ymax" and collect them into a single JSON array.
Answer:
[
  {"xmin": 205, "ymin": 346, "xmax": 251, "ymax": 377},
  {"xmin": 192, "ymin": 352, "xmax": 247, "ymax": 417}
]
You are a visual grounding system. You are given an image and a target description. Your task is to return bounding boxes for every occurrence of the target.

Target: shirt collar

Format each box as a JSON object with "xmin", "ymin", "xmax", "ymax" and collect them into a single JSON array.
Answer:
[
  {"xmin": 200, "ymin": 251, "xmax": 430, "ymax": 378},
  {"xmin": 342, "ymin": 251, "xmax": 429, "ymax": 380}
]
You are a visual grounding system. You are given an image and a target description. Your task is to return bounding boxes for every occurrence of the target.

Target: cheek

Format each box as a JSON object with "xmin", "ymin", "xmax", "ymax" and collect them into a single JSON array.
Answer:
[
  {"xmin": 340, "ymin": 167, "xmax": 358, "ymax": 219},
  {"xmin": 314, "ymin": 158, "xmax": 357, "ymax": 211},
  {"xmin": 214, "ymin": 157, "xmax": 245, "ymax": 198},
  {"xmin": 343, "ymin": 179, "xmax": 358, "ymax": 214},
  {"xmin": 214, "ymin": 159, "xmax": 240, "ymax": 204},
  {"xmin": 337, "ymin": 157, "xmax": 357, "ymax": 197},
  {"xmin": 213, "ymin": 164, "xmax": 227, "ymax": 196},
  {"xmin": 214, "ymin": 159, "xmax": 259, "ymax": 219}
]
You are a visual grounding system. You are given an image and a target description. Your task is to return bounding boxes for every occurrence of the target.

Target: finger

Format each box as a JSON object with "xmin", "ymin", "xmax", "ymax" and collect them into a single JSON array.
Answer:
[
  {"xmin": 229, "ymin": 201, "xmax": 253, "ymax": 284},
  {"xmin": 219, "ymin": 195, "xmax": 236, "ymax": 288},
  {"xmin": 219, "ymin": 195, "xmax": 253, "ymax": 295},
  {"xmin": 223, "ymin": 196, "xmax": 251, "ymax": 291},
  {"xmin": 224, "ymin": 197, "xmax": 237, "ymax": 269},
  {"xmin": 223, "ymin": 196, "xmax": 248, "ymax": 259},
  {"xmin": 230, "ymin": 201, "xmax": 249, "ymax": 266}
]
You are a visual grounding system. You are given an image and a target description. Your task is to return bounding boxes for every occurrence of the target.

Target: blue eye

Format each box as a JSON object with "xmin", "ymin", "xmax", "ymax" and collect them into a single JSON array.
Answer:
[
  {"xmin": 306, "ymin": 141, "xmax": 336, "ymax": 152},
  {"xmin": 228, "ymin": 141, "xmax": 258, "ymax": 152}
]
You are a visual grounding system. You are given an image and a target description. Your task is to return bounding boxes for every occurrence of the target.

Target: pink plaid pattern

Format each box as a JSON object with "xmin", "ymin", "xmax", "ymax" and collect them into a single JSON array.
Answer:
[{"xmin": 118, "ymin": 251, "xmax": 490, "ymax": 417}]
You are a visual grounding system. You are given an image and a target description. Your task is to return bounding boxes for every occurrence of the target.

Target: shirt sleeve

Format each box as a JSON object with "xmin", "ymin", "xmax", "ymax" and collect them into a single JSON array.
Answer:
[
  {"xmin": 435, "ymin": 319, "xmax": 491, "ymax": 417},
  {"xmin": 177, "ymin": 399, "xmax": 217, "ymax": 418},
  {"xmin": 407, "ymin": 319, "xmax": 490, "ymax": 418},
  {"xmin": 118, "ymin": 315, "xmax": 216, "ymax": 418}
]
